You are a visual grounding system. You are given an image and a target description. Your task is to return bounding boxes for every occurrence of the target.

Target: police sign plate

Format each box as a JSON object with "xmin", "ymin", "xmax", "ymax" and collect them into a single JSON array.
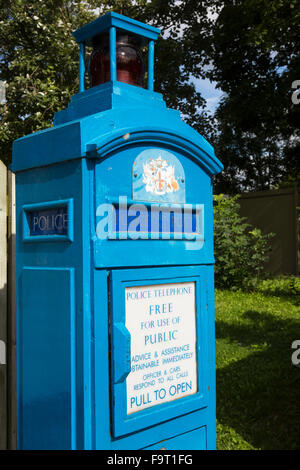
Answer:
[
  {"xmin": 28, "ymin": 206, "xmax": 68, "ymax": 236},
  {"xmin": 125, "ymin": 282, "xmax": 198, "ymax": 414}
]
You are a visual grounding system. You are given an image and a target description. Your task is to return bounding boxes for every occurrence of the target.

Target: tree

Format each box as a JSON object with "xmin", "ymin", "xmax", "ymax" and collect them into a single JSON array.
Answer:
[
  {"xmin": 206, "ymin": 0, "xmax": 300, "ymax": 192},
  {"xmin": 0, "ymin": 0, "xmax": 97, "ymax": 166},
  {"xmin": 116, "ymin": 0, "xmax": 300, "ymax": 192},
  {"xmin": 1, "ymin": 0, "xmax": 299, "ymax": 191},
  {"xmin": 0, "ymin": 0, "xmax": 212, "ymax": 166}
]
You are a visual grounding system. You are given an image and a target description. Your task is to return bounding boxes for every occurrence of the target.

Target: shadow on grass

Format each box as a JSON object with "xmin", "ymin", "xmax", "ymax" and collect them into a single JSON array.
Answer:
[{"xmin": 216, "ymin": 309, "xmax": 300, "ymax": 450}]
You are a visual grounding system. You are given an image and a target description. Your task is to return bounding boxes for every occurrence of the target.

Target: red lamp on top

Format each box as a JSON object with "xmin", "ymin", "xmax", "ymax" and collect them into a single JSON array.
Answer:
[{"xmin": 89, "ymin": 32, "xmax": 145, "ymax": 88}]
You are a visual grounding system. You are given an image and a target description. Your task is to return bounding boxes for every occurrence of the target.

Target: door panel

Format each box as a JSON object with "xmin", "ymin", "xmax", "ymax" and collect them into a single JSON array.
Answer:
[{"xmin": 110, "ymin": 265, "xmax": 210, "ymax": 438}]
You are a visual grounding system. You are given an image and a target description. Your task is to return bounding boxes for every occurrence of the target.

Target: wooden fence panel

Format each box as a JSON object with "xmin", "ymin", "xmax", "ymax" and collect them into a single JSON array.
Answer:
[
  {"xmin": 239, "ymin": 187, "xmax": 299, "ymax": 275},
  {"xmin": 0, "ymin": 161, "xmax": 7, "ymax": 450},
  {"xmin": 7, "ymin": 171, "xmax": 16, "ymax": 449}
]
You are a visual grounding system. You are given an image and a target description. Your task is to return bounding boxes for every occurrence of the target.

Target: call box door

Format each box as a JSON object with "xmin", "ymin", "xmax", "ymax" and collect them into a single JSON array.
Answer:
[{"xmin": 110, "ymin": 265, "xmax": 210, "ymax": 438}]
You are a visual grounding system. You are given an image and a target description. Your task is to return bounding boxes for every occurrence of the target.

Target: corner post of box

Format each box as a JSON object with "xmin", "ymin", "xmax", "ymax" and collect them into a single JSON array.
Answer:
[
  {"xmin": 147, "ymin": 40, "xmax": 154, "ymax": 91},
  {"xmin": 109, "ymin": 26, "xmax": 117, "ymax": 82},
  {"xmin": 79, "ymin": 42, "xmax": 86, "ymax": 93}
]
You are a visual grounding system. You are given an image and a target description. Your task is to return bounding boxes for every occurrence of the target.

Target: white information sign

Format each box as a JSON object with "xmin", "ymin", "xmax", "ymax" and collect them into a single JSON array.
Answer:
[{"xmin": 125, "ymin": 282, "xmax": 198, "ymax": 415}]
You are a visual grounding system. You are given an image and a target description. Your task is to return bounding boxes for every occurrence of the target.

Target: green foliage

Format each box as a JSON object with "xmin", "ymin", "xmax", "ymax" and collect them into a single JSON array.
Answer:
[
  {"xmin": 0, "ymin": 0, "xmax": 96, "ymax": 165},
  {"xmin": 213, "ymin": 194, "xmax": 274, "ymax": 289},
  {"xmin": 210, "ymin": 0, "xmax": 300, "ymax": 192},
  {"xmin": 0, "ymin": 0, "xmax": 299, "ymax": 191},
  {"xmin": 215, "ymin": 288, "xmax": 300, "ymax": 449},
  {"xmin": 256, "ymin": 276, "xmax": 300, "ymax": 300},
  {"xmin": 0, "ymin": 0, "xmax": 212, "ymax": 167}
]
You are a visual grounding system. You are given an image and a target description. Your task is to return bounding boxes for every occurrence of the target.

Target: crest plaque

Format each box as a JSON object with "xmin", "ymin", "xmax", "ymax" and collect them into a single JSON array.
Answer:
[{"xmin": 133, "ymin": 149, "xmax": 186, "ymax": 203}]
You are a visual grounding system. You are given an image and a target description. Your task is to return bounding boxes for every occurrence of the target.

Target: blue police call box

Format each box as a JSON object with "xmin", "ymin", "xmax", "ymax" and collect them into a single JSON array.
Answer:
[{"xmin": 12, "ymin": 12, "xmax": 223, "ymax": 450}]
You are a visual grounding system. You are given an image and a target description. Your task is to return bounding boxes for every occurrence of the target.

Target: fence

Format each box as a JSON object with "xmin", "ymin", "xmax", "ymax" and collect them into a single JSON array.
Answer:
[
  {"xmin": 239, "ymin": 186, "xmax": 300, "ymax": 275},
  {"xmin": 0, "ymin": 162, "xmax": 16, "ymax": 450}
]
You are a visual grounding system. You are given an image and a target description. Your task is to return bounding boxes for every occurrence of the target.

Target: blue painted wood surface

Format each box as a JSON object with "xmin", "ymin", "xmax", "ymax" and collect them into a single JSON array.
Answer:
[
  {"xmin": 12, "ymin": 12, "xmax": 222, "ymax": 450},
  {"xmin": 72, "ymin": 11, "xmax": 160, "ymax": 45}
]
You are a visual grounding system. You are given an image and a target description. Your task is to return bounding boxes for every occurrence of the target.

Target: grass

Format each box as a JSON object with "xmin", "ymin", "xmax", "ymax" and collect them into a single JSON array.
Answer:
[{"xmin": 215, "ymin": 286, "xmax": 300, "ymax": 450}]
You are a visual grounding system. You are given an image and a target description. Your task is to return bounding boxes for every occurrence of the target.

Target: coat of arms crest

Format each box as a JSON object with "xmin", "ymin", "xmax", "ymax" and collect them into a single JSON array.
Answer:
[{"xmin": 142, "ymin": 156, "xmax": 179, "ymax": 196}]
